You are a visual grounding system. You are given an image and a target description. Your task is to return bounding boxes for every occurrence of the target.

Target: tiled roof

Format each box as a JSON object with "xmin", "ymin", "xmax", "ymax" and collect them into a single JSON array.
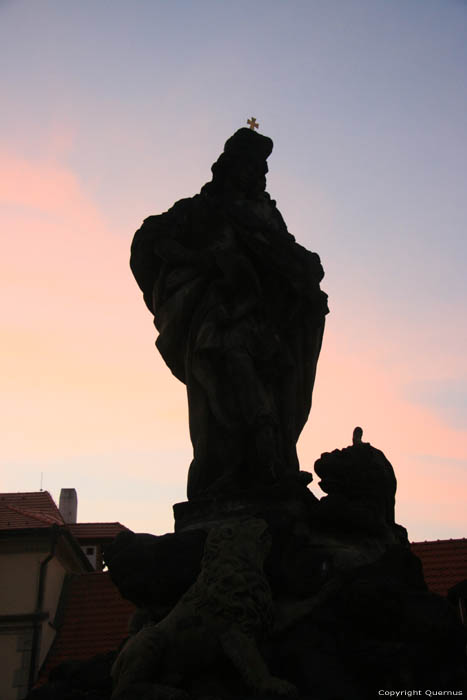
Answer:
[
  {"xmin": 410, "ymin": 538, "xmax": 467, "ymax": 597},
  {"xmin": 68, "ymin": 522, "xmax": 128, "ymax": 541},
  {"xmin": 0, "ymin": 491, "xmax": 64, "ymax": 529},
  {"xmin": 39, "ymin": 572, "xmax": 135, "ymax": 683}
]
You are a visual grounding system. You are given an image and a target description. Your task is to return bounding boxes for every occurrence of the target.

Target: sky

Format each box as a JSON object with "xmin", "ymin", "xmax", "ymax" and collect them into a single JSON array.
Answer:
[{"xmin": 1, "ymin": 0, "xmax": 466, "ymax": 541}]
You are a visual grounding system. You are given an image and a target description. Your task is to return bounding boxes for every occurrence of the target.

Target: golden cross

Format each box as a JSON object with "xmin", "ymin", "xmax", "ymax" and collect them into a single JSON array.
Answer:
[{"xmin": 247, "ymin": 117, "xmax": 259, "ymax": 131}]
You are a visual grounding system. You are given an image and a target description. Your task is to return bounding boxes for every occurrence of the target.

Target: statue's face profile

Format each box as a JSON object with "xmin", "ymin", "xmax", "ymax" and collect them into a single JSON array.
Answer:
[
  {"xmin": 227, "ymin": 156, "xmax": 268, "ymax": 197},
  {"xmin": 207, "ymin": 129, "xmax": 272, "ymax": 199}
]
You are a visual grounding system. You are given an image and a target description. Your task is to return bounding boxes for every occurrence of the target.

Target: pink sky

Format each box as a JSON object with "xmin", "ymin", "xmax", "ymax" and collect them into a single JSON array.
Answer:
[
  {"xmin": 1, "ymin": 143, "xmax": 465, "ymax": 540},
  {"xmin": 1, "ymin": 1, "xmax": 465, "ymax": 540}
]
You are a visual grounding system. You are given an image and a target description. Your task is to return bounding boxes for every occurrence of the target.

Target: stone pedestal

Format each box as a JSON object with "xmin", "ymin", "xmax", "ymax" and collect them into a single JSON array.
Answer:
[{"xmin": 173, "ymin": 471, "xmax": 315, "ymax": 532}]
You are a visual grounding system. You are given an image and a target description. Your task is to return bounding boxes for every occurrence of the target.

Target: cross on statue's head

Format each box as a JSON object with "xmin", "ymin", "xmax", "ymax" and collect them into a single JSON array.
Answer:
[{"xmin": 247, "ymin": 117, "xmax": 259, "ymax": 131}]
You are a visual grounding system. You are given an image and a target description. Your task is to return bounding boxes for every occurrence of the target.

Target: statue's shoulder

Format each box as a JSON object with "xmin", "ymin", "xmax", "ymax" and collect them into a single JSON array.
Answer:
[
  {"xmin": 139, "ymin": 197, "xmax": 195, "ymax": 234},
  {"xmin": 130, "ymin": 198, "xmax": 191, "ymax": 307}
]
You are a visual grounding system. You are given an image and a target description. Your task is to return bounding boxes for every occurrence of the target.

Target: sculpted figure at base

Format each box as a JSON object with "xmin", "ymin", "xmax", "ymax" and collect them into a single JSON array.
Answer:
[
  {"xmin": 130, "ymin": 128, "xmax": 328, "ymax": 498},
  {"xmin": 111, "ymin": 518, "xmax": 296, "ymax": 699},
  {"xmin": 314, "ymin": 428, "xmax": 398, "ymax": 534}
]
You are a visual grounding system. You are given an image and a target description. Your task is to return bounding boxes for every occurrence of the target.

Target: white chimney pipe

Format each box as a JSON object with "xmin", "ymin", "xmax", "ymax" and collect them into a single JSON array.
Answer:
[{"xmin": 59, "ymin": 488, "xmax": 78, "ymax": 524}]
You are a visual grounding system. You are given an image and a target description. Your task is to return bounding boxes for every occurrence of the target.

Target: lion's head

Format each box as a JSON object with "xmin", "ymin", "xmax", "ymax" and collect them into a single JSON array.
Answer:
[{"xmin": 203, "ymin": 518, "xmax": 270, "ymax": 566}]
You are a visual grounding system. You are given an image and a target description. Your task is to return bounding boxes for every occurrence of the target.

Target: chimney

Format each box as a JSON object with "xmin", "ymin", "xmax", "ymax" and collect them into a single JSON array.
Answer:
[{"xmin": 59, "ymin": 488, "xmax": 78, "ymax": 524}]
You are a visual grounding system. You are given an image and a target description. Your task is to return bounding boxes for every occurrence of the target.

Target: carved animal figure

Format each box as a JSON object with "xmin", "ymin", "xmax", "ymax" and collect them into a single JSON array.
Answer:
[
  {"xmin": 111, "ymin": 518, "xmax": 296, "ymax": 699},
  {"xmin": 314, "ymin": 439, "xmax": 397, "ymax": 530}
]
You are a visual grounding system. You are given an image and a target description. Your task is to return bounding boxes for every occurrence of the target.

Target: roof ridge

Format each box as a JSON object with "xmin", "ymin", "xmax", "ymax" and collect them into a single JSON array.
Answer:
[
  {"xmin": 6, "ymin": 504, "xmax": 64, "ymax": 526},
  {"xmin": 69, "ymin": 521, "xmax": 126, "ymax": 526},
  {"xmin": 411, "ymin": 538, "xmax": 467, "ymax": 544},
  {"xmin": 0, "ymin": 491, "xmax": 54, "ymax": 497}
]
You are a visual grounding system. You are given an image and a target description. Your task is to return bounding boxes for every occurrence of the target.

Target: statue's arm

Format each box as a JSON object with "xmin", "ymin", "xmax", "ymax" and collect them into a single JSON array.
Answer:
[
  {"xmin": 130, "ymin": 218, "xmax": 163, "ymax": 311},
  {"xmin": 130, "ymin": 210, "xmax": 216, "ymax": 311}
]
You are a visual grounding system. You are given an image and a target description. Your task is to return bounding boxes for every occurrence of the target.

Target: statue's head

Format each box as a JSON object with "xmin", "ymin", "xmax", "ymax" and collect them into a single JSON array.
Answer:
[
  {"xmin": 202, "ymin": 128, "xmax": 273, "ymax": 198},
  {"xmin": 314, "ymin": 443, "xmax": 396, "ymax": 499}
]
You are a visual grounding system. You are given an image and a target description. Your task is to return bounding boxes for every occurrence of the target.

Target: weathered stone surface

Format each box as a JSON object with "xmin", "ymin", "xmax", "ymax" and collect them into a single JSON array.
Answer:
[
  {"xmin": 130, "ymin": 128, "xmax": 328, "ymax": 499},
  {"xmin": 111, "ymin": 518, "xmax": 296, "ymax": 700},
  {"xmin": 273, "ymin": 546, "xmax": 467, "ymax": 696},
  {"xmin": 32, "ymin": 526, "xmax": 467, "ymax": 699}
]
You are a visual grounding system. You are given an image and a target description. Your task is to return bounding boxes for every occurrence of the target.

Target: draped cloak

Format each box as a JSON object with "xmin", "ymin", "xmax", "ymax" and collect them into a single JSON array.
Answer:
[{"xmin": 130, "ymin": 189, "xmax": 328, "ymax": 499}]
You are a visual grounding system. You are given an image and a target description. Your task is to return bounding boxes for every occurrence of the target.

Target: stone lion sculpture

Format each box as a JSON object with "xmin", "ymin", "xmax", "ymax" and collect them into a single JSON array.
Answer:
[
  {"xmin": 111, "ymin": 518, "xmax": 296, "ymax": 699},
  {"xmin": 314, "ymin": 438, "xmax": 397, "ymax": 532}
]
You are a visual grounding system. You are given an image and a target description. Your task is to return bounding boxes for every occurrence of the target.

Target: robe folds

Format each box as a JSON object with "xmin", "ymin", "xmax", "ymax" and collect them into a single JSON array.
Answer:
[{"xmin": 130, "ymin": 190, "xmax": 328, "ymax": 499}]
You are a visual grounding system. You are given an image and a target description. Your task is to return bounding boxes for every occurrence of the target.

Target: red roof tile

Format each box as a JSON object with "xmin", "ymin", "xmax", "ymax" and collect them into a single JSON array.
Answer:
[
  {"xmin": 0, "ymin": 492, "xmax": 64, "ymax": 529},
  {"xmin": 39, "ymin": 572, "xmax": 135, "ymax": 682},
  {"xmin": 410, "ymin": 538, "xmax": 467, "ymax": 597},
  {"xmin": 68, "ymin": 522, "xmax": 129, "ymax": 541}
]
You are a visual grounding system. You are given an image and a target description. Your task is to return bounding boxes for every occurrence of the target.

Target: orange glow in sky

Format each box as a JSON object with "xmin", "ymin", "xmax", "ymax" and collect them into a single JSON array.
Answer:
[{"xmin": 1, "ymin": 1, "xmax": 465, "ymax": 540}]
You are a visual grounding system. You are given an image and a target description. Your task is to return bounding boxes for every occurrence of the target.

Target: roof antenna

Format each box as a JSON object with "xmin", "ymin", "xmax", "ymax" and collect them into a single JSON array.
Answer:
[{"xmin": 40, "ymin": 472, "xmax": 43, "ymax": 492}]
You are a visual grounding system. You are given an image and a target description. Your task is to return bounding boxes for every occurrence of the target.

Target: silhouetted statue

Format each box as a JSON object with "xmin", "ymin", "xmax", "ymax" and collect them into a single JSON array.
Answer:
[
  {"xmin": 314, "ymin": 429, "xmax": 397, "ymax": 531},
  {"xmin": 130, "ymin": 128, "xmax": 328, "ymax": 498}
]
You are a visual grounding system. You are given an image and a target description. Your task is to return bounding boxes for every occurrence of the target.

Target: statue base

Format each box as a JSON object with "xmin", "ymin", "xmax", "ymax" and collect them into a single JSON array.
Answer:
[
  {"xmin": 34, "ymin": 461, "xmax": 467, "ymax": 699},
  {"xmin": 173, "ymin": 471, "xmax": 316, "ymax": 532}
]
